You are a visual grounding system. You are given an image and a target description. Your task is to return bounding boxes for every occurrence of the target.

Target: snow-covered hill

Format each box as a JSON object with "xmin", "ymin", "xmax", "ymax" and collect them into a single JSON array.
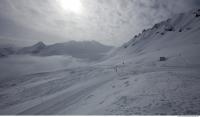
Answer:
[
  {"xmin": 17, "ymin": 42, "xmax": 46, "ymax": 55},
  {"xmin": 17, "ymin": 40, "xmax": 113, "ymax": 60},
  {"xmin": 103, "ymin": 9, "xmax": 200, "ymax": 66},
  {"xmin": 39, "ymin": 40, "xmax": 113, "ymax": 60},
  {"xmin": 0, "ymin": 9, "xmax": 200, "ymax": 115},
  {"xmin": 0, "ymin": 44, "xmax": 17, "ymax": 57}
]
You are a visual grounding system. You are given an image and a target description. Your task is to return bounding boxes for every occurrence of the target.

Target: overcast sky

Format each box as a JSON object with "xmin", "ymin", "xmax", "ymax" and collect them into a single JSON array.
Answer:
[{"xmin": 0, "ymin": 0, "xmax": 200, "ymax": 46}]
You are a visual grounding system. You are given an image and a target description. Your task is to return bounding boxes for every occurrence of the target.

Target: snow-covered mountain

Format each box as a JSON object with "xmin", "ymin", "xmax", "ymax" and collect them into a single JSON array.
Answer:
[
  {"xmin": 17, "ymin": 40, "xmax": 113, "ymax": 60},
  {"xmin": 0, "ymin": 9, "xmax": 200, "ymax": 115},
  {"xmin": 104, "ymin": 9, "xmax": 200, "ymax": 66},
  {"xmin": 39, "ymin": 40, "xmax": 113, "ymax": 60},
  {"xmin": 0, "ymin": 47, "xmax": 15, "ymax": 57},
  {"xmin": 17, "ymin": 42, "xmax": 46, "ymax": 55},
  {"xmin": 0, "ymin": 44, "xmax": 18, "ymax": 57}
]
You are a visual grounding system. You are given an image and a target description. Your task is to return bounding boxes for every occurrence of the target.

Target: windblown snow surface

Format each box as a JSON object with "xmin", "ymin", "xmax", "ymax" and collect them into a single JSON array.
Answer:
[{"xmin": 0, "ymin": 9, "xmax": 200, "ymax": 115}]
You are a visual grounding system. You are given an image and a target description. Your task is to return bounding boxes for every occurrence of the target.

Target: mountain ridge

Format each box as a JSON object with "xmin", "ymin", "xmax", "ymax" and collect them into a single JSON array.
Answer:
[
  {"xmin": 16, "ymin": 40, "xmax": 113, "ymax": 60},
  {"xmin": 104, "ymin": 8, "xmax": 200, "ymax": 62}
]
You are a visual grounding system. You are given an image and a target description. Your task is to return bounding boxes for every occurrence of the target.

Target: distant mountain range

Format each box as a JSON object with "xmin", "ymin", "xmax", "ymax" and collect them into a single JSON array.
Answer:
[{"xmin": 0, "ymin": 40, "xmax": 113, "ymax": 60}]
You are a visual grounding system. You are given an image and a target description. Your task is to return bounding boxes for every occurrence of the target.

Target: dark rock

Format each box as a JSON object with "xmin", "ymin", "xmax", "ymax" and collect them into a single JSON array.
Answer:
[
  {"xmin": 186, "ymin": 27, "xmax": 191, "ymax": 30},
  {"xmin": 165, "ymin": 26, "xmax": 174, "ymax": 31},
  {"xmin": 153, "ymin": 23, "xmax": 160, "ymax": 29},
  {"xmin": 166, "ymin": 18, "xmax": 171, "ymax": 23},
  {"xmin": 159, "ymin": 57, "xmax": 167, "ymax": 61},
  {"xmin": 124, "ymin": 45, "xmax": 128, "ymax": 48},
  {"xmin": 161, "ymin": 32, "xmax": 165, "ymax": 35},
  {"xmin": 134, "ymin": 35, "xmax": 137, "ymax": 38},
  {"xmin": 195, "ymin": 14, "xmax": 200, "ymax": 17},
  {"xmin": 194, "ymin": 9, "xmax": 200, "ymax": 17},
  {"xmin": 0, "ymin": 53, "xmax": 6, "ymax": 57}
]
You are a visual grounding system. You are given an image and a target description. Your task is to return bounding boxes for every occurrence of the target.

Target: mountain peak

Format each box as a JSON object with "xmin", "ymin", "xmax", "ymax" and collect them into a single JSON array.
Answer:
[
  {"xmin": 33, "ymin": 41, "xmax": 46, "ymax": 48},
  {"xmin": 17, "ymin": 41, "xmax": 46, "ymax": 54}
]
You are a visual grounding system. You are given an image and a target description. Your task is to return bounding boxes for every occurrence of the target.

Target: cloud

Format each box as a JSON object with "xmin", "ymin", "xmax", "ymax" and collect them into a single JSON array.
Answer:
[{"xmin": 0, "ymin": 0, "xmax": 199, "ymax": 46}]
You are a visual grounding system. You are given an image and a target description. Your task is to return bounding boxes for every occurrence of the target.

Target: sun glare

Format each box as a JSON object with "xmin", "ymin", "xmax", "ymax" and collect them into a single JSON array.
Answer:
[{"xmin": 57, "ymin": 0, "xmax": 82, "ymax": 14}]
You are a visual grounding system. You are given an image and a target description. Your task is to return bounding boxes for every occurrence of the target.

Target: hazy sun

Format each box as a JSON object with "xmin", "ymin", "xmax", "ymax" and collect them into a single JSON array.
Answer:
[{"xmin": 57, "ymin": 0, "xmax": 82, "ymax": 14}]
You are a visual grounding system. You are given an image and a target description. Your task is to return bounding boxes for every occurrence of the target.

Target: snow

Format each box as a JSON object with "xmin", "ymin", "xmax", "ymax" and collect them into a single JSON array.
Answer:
[
  {"xmin": 0, "ymin": 47, "xmax": 16, "ymax": 57},
  {"xmin": 16, "ymin": 40, "xmax": 113, "ymax": 61},
  {"xmin": 0, "ymin": 9, "xmax": 200, "ymax": 115},
  {"xmin": 17, "ymin": 42, "xmax": 46, "ymax": 55}
]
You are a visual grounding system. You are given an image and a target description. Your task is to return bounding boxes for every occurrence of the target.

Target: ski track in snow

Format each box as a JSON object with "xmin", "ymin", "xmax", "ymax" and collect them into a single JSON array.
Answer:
[
  {"xmin": 0, "ymin": 65, "xmax": 117, "ymax": 114},
  {"xmin": 0, "ymin": 64, "xmax": 200, "ymax": 115}
]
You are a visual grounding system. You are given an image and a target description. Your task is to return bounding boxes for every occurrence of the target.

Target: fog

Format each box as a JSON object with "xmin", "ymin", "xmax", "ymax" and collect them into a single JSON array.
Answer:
[{"xmin": 0, "ymin": 55, "xmax": 86, "ymax": 82}]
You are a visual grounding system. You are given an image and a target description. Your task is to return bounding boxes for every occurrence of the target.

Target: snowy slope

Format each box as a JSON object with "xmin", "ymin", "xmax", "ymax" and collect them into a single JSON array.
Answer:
[
  {"xmin": 0, "ymin": 9, "xmax": 200, "ymax": 115},
  {"xmin": 64, "ymin": 9, "xmax": 200, "ymax": 115},
  {"xmin": 102, "ymin": 9, "xmax": 200, "ymax": 66}
]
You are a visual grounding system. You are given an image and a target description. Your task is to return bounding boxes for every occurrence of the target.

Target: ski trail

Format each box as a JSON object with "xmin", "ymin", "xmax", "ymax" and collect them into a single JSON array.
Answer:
[{"xmin": 18, "ymin": 74, "xmax": 113, "ymax": 115}]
